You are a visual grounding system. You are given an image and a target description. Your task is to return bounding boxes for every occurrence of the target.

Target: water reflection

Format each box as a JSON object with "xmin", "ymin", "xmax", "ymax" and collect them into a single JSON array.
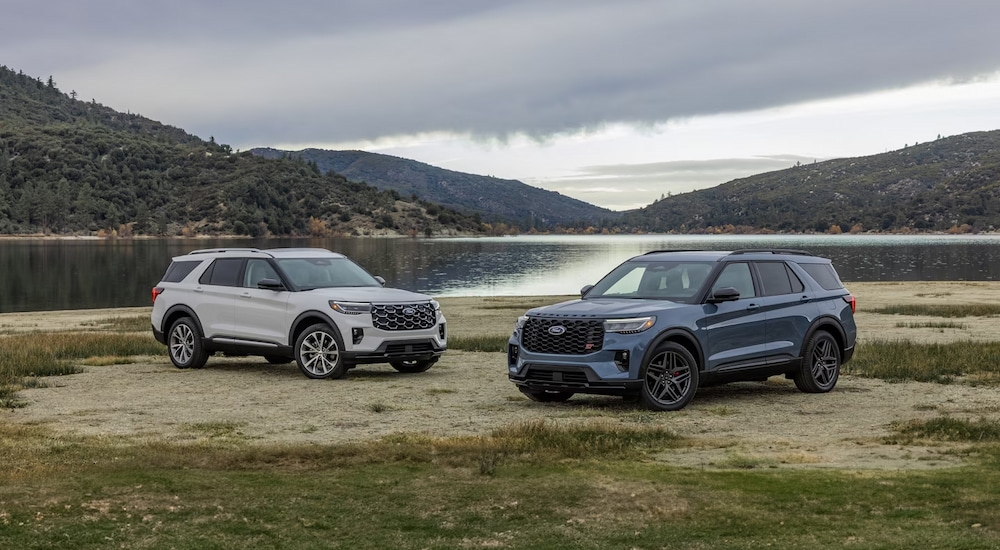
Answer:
[{"xmin": 2, "ymin": 234, "xmax": 1000, "ymax": 312}]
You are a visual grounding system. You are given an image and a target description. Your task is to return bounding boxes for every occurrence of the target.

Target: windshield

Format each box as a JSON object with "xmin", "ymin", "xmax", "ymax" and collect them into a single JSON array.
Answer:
[
  {"xmin": 276, "ymin": 257, "xmax": 381, "ymax": 290},
  {"xmin": 587, "ymin": 261, "xmax": 714, "ymax": 303}
]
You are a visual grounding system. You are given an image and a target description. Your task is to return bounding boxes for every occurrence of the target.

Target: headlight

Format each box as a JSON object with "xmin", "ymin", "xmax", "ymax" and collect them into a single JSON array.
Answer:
[
  {"xmin": 514, "ymin": 315, "xmax": 529, "ymax": 330},
  {"xmin": 430, "ymin": 299, "xmax": 441, "ymax": 312},
  {"xmin": 329, "ymin": 301, "xmax": 372, "ymax": 315},
  {"xmin": 603, "ymin": 316, "xmax": 656, "ymax": 334}
]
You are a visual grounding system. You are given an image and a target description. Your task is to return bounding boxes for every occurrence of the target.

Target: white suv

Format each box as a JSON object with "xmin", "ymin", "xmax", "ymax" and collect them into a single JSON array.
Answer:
[{"xmin": 150, "ymin": 248, "xmax": 447, "ymax": 379}]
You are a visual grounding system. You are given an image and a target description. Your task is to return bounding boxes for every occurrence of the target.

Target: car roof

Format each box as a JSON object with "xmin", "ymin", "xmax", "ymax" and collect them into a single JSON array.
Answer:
[
  {"xmin": 635, "ymin": 249, "xmax": 828, "ymax": 262},
  {"xmin": 173, "ymin": 248, "xmax": 346, "ymax": 261}
]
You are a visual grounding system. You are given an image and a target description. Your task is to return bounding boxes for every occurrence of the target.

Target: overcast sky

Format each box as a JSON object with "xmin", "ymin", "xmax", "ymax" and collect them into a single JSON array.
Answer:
[{"xmin": 5, "ymin": 0, "xmax": 1000, "ymax": 210}]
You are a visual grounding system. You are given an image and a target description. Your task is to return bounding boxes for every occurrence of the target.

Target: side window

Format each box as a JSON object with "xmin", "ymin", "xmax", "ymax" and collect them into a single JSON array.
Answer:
[
  {"xmin": 161, "ymin": 260, "xmax": 201, "ymax": 283},
  {"xmin": 787, "ymin": 264, "xmax": 805, "ymax": 293},
  {"xmin": 756, "ymin": 262, "xmax": 792, "ymax": 296},
  {"xmin": 711, "ymin": 262, "xmax": 756, "ymax": 299},
  {"xmin": 798, "ymin": 263, "xmax": 843, "ymax": 290},
  {"xmin": 244, "ymin": 259, "xmax": 281, "ymax": 288},
  {"xmin": 200, "ymin": 258, "xmax": 243, "ymax": 287}
]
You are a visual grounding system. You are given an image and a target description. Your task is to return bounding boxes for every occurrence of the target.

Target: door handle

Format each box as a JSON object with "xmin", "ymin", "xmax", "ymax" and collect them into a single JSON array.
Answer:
[
  {"xmin": 240, "ymin": 292, "xmax": 251, "ymax": 299},
  {"xmin": 747, "ymin": 303, "xmax": 759, "ymax": 311},
  {"xmin": 194, "ymin": 287, "xmax": 203, "ymax": 293}
]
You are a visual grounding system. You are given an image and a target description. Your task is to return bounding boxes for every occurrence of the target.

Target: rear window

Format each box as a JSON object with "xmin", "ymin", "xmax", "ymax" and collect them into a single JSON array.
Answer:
[
  {"xmin": 161, "ymin": 260, "xmax": 201, "ymax": 283},
  {"xmin": 756, "ymin": 262, "xmax": 806, "ymax": 296},
  {"xmin": 798, "ymin": 262, "xmax": 843, "ymax": 290}
]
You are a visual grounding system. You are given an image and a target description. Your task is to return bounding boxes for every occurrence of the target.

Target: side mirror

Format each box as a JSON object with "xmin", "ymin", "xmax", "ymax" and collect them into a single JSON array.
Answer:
[
  {"xmin": 707, "ymin": 287, "xmax": 741, "ymax": 303},
  {"xmin": 374, "ymin": 276, "xmax": 386, "ymax": 287},
  {"xmin": 257, "ymin": 278, "xmax": 285, "ymax": 291},
  {"xmin": 580, "ymin": 284, "xmax": 594, "ymax": 297}
]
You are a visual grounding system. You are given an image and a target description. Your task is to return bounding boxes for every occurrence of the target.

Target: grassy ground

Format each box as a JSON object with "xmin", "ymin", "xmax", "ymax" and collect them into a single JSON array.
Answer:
[
  {"xmin": 4, "ymin": 293, "xmax": 1000, "ymax": 547},
  {"xmin": 2, "ymin": 420, "xmax": 999, "ymax": 549}
]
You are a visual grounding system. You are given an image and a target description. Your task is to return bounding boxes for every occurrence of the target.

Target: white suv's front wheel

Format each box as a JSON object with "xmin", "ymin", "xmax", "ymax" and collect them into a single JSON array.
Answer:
[{"xmin": 295, "ymin": 324, "xmax": 347, "ymax": 379}]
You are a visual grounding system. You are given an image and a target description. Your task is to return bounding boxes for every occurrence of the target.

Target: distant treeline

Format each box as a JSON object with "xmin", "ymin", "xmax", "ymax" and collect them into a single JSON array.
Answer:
[{"xmin": 0, "ymin": 65, "xmax": 483, "ymax": 237}]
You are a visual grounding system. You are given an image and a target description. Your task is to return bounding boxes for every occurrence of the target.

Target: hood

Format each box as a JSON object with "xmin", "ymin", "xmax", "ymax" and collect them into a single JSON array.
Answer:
[
  {"xmin": 528, "ymin": 298, "xmax": 687, "ymax": 318},
  {"xmin": 309, "ymin": 286, "xmax": 433, "ymax": 304}
]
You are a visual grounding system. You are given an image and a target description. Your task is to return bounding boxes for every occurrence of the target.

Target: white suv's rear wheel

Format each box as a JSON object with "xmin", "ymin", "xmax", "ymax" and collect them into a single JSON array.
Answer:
[
  {"xmin": 168, "ymin": 317, "xmax": 208, "ymax": 370},
  {"xmin": 295, "ymin": 324, "xmax": 347, "ymax": 379}
]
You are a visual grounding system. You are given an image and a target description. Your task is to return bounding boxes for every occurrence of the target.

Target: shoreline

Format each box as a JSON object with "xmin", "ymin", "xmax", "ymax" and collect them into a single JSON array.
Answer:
[
  {"xmin": 3, "ymin": 230, "xmax": 1000, "ymax": 241},
  {"xmin": 5, "ymin": 282, "xmax": 1000, "ymax": 344}
]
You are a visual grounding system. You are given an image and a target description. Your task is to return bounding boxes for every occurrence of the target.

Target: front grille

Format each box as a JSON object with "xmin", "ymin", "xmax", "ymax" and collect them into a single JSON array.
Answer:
[
  {"xmin": 372, "ymin": 303, "xmax": 436, "ymax": 331},
  {"xmin": 521, "ymin": 318, "xmax": 604, "ymax": 355}
]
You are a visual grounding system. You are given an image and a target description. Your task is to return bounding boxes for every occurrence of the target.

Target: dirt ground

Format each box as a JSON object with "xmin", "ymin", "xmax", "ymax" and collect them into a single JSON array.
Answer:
[{"xmin": 4, "ymin": 282, "xmax": 1000, "ymax": 470}]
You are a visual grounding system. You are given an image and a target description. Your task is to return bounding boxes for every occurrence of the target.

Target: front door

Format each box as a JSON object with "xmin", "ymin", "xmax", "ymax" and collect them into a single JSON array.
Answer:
[{"xmin": 700, "ymin": 262, "xmax": 767, "ymax": 371}]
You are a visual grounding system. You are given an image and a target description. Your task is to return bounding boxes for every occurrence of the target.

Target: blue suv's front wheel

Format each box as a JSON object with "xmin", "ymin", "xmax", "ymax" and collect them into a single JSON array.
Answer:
[{"xmin": 640, "ymin": 342, "xmax": 700, "ymax": 411}]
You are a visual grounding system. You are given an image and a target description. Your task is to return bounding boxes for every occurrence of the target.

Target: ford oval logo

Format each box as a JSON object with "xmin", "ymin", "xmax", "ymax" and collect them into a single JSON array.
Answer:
[
  {"xmin": 548, "ymin": 325, "xmax": 567, "ymax": 335},
  {"xmin": 402, "ymin": 307, "xmax": 416, "ymax": 316}
]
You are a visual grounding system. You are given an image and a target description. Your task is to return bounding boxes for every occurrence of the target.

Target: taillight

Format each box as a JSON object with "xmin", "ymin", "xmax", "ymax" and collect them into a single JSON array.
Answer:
[
  {"xmin": 843, "ymin": 294, "xmax": 856, "ymax": 314},
  {"xmin": 152, "ymin": 287, "xmax": 164, "ymax": 303}
]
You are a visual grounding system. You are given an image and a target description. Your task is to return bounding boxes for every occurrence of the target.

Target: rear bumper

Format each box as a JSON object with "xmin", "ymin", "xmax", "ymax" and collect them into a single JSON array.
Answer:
[{"xmin": 152, "ymin": 325, "xmax": 166, "ymax": 345}]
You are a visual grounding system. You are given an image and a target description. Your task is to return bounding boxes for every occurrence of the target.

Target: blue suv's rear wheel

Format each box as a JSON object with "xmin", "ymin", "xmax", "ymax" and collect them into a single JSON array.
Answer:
[
  {"xmin": 640, "ymin": 342, "xmax": 699, "ymax": 411},
  {"xmin": 793, "ymin": 331, "xmax": 840, "ymax": 393}
]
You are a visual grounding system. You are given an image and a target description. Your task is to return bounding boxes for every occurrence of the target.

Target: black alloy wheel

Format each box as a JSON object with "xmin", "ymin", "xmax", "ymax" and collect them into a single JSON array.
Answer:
[{"xmin": 640, "ymin": 342, "xmax": 699, "ymax": 411}]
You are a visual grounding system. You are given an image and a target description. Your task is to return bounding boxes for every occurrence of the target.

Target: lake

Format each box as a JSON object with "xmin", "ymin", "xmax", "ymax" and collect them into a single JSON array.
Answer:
[{"xmin": 3, "ymin": 234, "xmax": 1000, "ymax": 313}]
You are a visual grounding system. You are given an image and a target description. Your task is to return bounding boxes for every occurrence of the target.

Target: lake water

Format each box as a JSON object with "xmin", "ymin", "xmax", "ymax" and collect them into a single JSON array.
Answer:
[{"xmin": 3, "ymin": 234, "xmax": 1000, "ymax": 313}]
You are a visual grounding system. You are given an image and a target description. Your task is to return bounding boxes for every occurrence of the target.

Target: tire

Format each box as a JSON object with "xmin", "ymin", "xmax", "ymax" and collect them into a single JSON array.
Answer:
[
  {"xmin": 793, "ymin": 331, "xmax": 840, "ymax": 393},
  {"xmin": 640, "ymin": 342, "xmax": 699, "ymax": 411},
  {"xmin": 390, "ymin": 359, "xmax": 436, "ymax": 373},
  {"xmin": 265, "ymin": 355, "xmax": 292, "ymax": 365},
  {"xmin": 519, "ymin": 387, "xmax": 574, "ymax": 403},
  {"xmin": 294, "ymin": 324, "xmax": 347, "ymax": 379},
  {"xmin": 167, "ymin": 317, "xmax": 208, "ymax": 370}
]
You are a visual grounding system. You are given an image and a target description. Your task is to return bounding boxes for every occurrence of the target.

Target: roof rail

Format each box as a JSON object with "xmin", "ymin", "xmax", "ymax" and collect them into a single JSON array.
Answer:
[
  {"xmin": 641, "ymin": 249, "xmax": 707, "ymax": 255},
  {"xmin": 264, "ymin": 248, "xmax": 333, "ymax": 254},
  {"xmin": 187, "ymin": 248, "xmax": 265, "ymax": 255},
  {"xmin": 728, "ymin": 249, "xmax": 812, "ymax": 256}
]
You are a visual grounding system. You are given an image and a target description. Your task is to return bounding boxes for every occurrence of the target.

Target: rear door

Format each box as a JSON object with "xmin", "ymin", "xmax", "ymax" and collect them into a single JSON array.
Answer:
[
  {"xmin": 193, "ymin": 258, "xmax": 244, "ymax": 337},
  {"xmin": 754, "ymin": 261, "xmax": 815, "ymax": 363}
]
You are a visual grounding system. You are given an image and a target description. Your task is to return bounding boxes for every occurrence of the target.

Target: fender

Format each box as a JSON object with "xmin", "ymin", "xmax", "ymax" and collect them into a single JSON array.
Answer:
[
  {"xmin": 288, "ymin": 310, "xmax": 341, "ymax": 346},
  {"xmin": 639, "ymin": 327, "xmax": 705, "ymax": 372},
  {"xmin": 803, "ymin": 315, "xmax": 847, "ymax": 355},
  {"xmin": 162, "ymin": 304, "xmax": 204, "ymax": 336}
]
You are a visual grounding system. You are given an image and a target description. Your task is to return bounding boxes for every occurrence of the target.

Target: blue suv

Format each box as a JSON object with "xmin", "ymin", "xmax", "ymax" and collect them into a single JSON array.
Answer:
[{"xmin": 507, "ymin": 250, "xmax": 857, "ymax": 411}]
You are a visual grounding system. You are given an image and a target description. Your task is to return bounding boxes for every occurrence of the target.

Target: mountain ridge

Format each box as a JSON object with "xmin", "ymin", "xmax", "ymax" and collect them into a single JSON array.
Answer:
[
  {"xmin": 250, "ymin": 147, "xmax": 619, "ymax": 228},
  {"xmin": 619, "ymin": 130, "xmax": 1000, "ymax": 234},
  {"xmin": 0, "ymin": 65, "xmax": 483, "ymax": 237}
]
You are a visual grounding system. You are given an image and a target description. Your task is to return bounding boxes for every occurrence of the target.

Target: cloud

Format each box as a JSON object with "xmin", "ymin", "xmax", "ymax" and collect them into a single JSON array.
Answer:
[
  {"xmin": 533, "ymin": 155, "xmax": 823, "ymax": 210},
  {"xmin": 4, "ymin": 0, "xmax": 1000, "ymax": 147}
]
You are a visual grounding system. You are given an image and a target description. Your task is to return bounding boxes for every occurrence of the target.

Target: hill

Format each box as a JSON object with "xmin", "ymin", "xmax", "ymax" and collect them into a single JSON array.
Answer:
[
  {"xmin": 250, "ymin": 148, "xmax": 619, "ymax": 228},
  {"xmin": 622, "ymin": 131, "xmax": 1000, "ymax": 233},
  {"xmin": 0, "ymin": 66, "xmax": 483, "ymax": 237}
]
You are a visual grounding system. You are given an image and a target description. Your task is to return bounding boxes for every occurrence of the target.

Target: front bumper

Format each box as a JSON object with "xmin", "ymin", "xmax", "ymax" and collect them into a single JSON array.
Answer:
[
  {"xmin": 507, "ymin": 330, "xmax": 646, "ymax": 396},
  {"xmin": 509, "ymin": 362, "xmax": 642, "ymax": 396},
  {"xmin": 343, "ymin": 338, "xmax": 446, "ymax": 365}
]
